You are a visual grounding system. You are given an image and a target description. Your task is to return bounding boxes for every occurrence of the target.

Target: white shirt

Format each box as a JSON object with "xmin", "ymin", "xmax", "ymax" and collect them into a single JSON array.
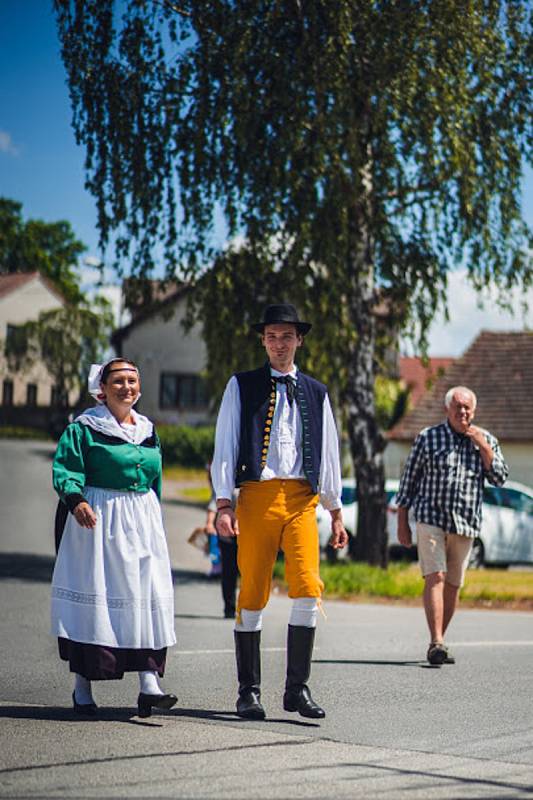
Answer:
[{"xmin": 211, "ymin": 366, "xmax": 342, "ymax": 511}]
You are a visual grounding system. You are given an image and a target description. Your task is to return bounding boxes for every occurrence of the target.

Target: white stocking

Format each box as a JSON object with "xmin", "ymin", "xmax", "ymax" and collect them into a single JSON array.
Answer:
[
  {"xmin": 139, "ymin": 670, "xmax": 163, "ymax": 695},
  {"xmin": 235, "ymin": 608, "xmax": 263, "ymax": 632},
  {"xmin": 74, "ymin": 673, "xmax": 94, "ymax": 705},
  {"xmin": 289, "ymin": 597, "xmax": 318, "ymax": 628}
]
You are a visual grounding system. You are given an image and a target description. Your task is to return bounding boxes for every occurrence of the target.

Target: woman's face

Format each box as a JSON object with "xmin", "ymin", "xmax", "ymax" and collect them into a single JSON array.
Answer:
[{"xmin": 100, "ymin": 363, "xmax": 140, "ymax": 409}]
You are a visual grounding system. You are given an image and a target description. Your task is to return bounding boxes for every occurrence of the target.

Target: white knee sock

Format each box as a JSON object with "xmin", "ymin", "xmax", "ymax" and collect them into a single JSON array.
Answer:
[
  {"xmin": 289, "ymin": 597, "xmax": 318, "ymax": 628},
  {"xmin": 139, "ymin": 670, "xmax": 163, "ymax": 695},
  {"xmin": 235, "ymin": 608, "xmax": 263, "ymax": 632},
  {"xmin": 74, "ymin": 673, "xmax": 94, "ymax": 705}
]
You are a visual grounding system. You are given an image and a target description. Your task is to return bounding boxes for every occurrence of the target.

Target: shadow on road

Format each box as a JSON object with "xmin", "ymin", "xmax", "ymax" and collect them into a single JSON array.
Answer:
[
  {"xmin": 313, "ymin": 658, "xmax": 429, "ymax": 668},
  {"xmin": 0, "ymin": 553, "xmax": 55, "ymax": 582},
  {"xmin": 28, "ymin": 447, "xmax": 56, "ymax": 461},
  {"xmin": 0, "ymin": 704, "xmax": 320, "ymax": 731},
  {"xmin": 173, "ymin": 707, "xmax": 321, "ymax": 728},
  {"xmin": 0, "ymin": 554, "xmax": 209, "ymax": 588}
]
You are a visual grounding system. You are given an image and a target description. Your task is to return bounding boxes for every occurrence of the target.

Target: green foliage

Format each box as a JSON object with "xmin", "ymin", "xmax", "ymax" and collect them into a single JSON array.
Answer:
[
  {"xmin": 273, "ymin": 561, "xmax": 533, "ymax": 604},
  {"xmin": 0, "ymin": 426, "xmax": 52, "ymax": 441},
  {"xmin": 374, "ymin": 376, "xmax": 410, "ymax": 431},
  {"xmin": 54, "ymin": 0, "xmax": 533, "ymax": 564},
  {"xmin": 0, "ymin": 197, "xmax": 87, "ymax": 302},
  {"xmin": 157, "ymin": 424, "xmax": 215, "ymax": 468}
]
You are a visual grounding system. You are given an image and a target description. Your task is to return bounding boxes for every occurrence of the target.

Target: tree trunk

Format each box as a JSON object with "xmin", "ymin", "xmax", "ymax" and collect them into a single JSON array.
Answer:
[{"xmin": 344, "ymin": 157, "xmax": 388, "ymax": 568}]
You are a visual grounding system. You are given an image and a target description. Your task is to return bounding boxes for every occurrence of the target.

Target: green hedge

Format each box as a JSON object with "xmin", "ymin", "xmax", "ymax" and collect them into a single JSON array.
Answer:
[
  {"xmin": 0, "ymin": 425, "xmax": 52, "ymax": 441},
  {"xmin": 157, "ymin": 424, "xmax": 215, "ymax": 468}
]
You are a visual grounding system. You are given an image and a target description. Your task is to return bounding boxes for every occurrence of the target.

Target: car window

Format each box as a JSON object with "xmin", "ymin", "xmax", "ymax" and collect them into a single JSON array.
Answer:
[
  {"xmin": 483, "ymin": 486, "xmax": 501, "ymax": 506},
  {"xmin": 341, "ymin": 486, "xmax": 357, "ymax": 505},
  {"xmin": 499, "ymin": 488, "xmax": 533, "ymax": 514}
]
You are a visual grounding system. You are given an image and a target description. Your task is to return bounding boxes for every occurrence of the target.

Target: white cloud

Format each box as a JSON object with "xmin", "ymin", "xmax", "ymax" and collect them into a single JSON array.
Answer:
[
  {"xmin": 402, "ymin": 269, "xmax": 533, "ymax": 357},
  {"xmin": 0, "ymin": 129, "xmax": 19, "ymax": 156}
]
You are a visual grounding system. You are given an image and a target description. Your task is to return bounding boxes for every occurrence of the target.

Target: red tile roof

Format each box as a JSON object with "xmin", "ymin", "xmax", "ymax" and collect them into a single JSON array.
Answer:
[
  {"xmin": 400, "ymin": 357, "xmax": 454, "ymax": 406},
  {"xmin": 390, "ymin": 331, "xmax": 533, "ymax": 442},
  {"xmin": 0, "ymin": 272, "xmax": 39, "ymax": 299},
  {"xmin": 0, "ymin": 271, "xmax": 65, "ymax": 303}
]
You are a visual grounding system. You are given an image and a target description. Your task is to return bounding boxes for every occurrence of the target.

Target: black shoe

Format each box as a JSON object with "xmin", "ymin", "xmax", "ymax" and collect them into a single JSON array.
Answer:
[
  {"xmin": 72, "ymin": 691, "xmax": 97, "ymax": 716},
  {"xmin": 224, "ymin": 608, "xmax": 236, "ymax": 619},
  {"xmin": 137, "ymin": 692, "xmax": 177, "ymax": 718},
  {"xmin": 442, "ymin": 645, "xmax": 456, "ymax": 664},
  {"xmin": 236, "ymin": 689, "xmax": 266, "ymax": 720},
  {"xmin": 284, "ymin": 625, "xmax": 325, "ymax": 719},
  {"xmin": 427, "ymin": 643, "xmax": 447, "ymax": 665},
  {"xmin": 234, "ymin": 630, "xmax": 265, "ymax": 720},
  {"xmin": 283, "ymin": 685, "xmax": 325, "ymax": 719}
]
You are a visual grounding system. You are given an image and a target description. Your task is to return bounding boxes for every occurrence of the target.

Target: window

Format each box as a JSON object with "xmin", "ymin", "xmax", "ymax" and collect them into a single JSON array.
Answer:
[
  {"xmin": 5, "ymin": 324, "xmax": 27, "ymax": 358},
  {"xmin": 160, "ymin": 373, "xmax": 208, "ymax": 410},
  {"xmin": 2, "ymin": 379, "xmax": 14, "ymax": 406},
  {"xmin": 499, "ymin": 488, "xmax": 533, "ymax": 514},
  {"xmin": 50, "ymin": 385, "xmax": 67, "ymax": 407},
  {"xmin": 341, "ymin": 485, "xmax": 357, "ymax": 505},
  {"xmin": 483, "ymin": 486, "xmax": 502, "ymax": 506},
  {"xmin": 26, "ymin": 383, "xmax": 37, "ymax": 406}
]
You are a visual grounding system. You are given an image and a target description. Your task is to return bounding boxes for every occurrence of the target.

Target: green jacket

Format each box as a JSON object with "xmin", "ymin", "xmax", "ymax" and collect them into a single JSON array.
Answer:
[{"xmin": 53, "ymin": 421, "xmax": 162, "ymax": 512}]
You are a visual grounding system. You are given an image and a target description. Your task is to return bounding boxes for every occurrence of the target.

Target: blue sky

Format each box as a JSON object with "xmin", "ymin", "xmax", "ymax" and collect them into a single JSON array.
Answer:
[{"xmin": 1, "ymin": 1, "xmax": 532, "ymax": 353}]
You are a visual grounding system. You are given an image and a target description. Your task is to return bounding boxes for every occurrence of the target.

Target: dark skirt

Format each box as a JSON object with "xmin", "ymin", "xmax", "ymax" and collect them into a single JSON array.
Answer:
[{"xmin": 58, "ymin": 638, "xmax": 167, "ymax": 681}]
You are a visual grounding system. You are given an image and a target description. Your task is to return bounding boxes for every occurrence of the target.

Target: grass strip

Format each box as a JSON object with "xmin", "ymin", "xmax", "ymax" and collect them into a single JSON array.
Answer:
[{"xmin": 272, "ymin": 560, "xmax": 533, "ymax": 604}]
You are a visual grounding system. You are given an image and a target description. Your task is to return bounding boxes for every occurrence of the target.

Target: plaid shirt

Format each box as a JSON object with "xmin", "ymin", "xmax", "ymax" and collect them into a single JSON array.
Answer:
[{"xmin": 396, "ymin": 421, "xmax": 508, "ymax": 537}]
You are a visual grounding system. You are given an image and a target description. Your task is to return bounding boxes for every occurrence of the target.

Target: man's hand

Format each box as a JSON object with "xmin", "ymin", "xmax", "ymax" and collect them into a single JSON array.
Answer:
[
  {"xmin": 216, "ymin": 507, "xmax": 239, "ymax": 538},
  {"xmin": 329, "ymin": 509, "xmax": 349, "ymax": 550},
  {"xmin": 73, "ymin": 501, "xmax": 97, "ymax": 529},
  {"xmin": 397, "ymin": 506, "xmax": 413, "ymax": 547},
  {"xmin": 465, "ymin": 424, "xmax": 494, "ymax": 470}
]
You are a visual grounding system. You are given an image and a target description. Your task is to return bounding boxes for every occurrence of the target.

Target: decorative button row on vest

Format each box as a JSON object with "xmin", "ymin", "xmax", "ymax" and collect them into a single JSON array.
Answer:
[{"xmin": 261, "ymin": 380, "xmax": 278, "ymax": 468}]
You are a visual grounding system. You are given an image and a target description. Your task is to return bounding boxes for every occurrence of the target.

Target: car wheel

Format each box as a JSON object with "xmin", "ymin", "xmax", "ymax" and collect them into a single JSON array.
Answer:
[{"xmin": 469, "ymin": 538, "xmax": 484, "ymax": 569}]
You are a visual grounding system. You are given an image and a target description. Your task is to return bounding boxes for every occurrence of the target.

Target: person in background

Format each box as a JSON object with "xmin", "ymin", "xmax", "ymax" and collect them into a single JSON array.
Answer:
[
  {"xmin": 205, "ymin": 467, "xmax": 239, "ymax": 617},
  {"xmin": 51, "ymin": 358, "xmax": 177, "ymax": 718},
  {"xmin": 212, "ymin": 303, "xmax": 348, "ymax": 721},
  {"xmin": 396, "ymin": 386, "xmax": 508, "ymax": 665}
]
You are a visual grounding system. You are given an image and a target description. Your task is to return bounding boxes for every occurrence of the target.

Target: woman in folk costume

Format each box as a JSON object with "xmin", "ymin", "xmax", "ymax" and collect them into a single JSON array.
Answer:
[
  {"xmin": 51, "ymin": 358, "xmax": 177, "ymax": 718},
  {"xmin": 212, "ymin": 304, "xmax": 348, "ymax": 720}
]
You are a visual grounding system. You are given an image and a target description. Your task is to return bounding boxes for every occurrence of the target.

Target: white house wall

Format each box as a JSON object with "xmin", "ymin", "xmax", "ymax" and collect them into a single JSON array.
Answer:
[
  {"xmin": 118, "ymin": 301, "xmax": 210, "ymax": 425},
  {"xmin": 0, "ymin": 275, "xmax": 65, "ymax": 406}
]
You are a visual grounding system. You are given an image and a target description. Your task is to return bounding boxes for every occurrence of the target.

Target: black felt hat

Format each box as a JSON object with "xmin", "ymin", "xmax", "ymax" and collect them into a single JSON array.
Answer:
[{"xmin": 251, "ymin": 303, "xmax": 312, "ymax": 335}]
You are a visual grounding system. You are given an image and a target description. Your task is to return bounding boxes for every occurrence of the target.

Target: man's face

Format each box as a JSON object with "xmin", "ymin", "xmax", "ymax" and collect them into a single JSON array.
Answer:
[
  {"xmin": 447, "ymin": 391, "xmax": 475, "ymax": 434},
  {"xmin": 262, "ymin": 323, "xmax": 303, "ymax": 370}
]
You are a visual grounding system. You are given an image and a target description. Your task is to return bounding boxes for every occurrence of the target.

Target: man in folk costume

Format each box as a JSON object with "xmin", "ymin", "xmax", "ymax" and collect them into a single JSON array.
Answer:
[{"xmin": 211, "ymin": 304, "xmax": 348, "ymax": 720}]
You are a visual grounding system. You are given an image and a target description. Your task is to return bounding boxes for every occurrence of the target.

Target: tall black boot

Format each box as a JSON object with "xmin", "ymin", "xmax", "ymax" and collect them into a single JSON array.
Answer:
[
  {"xmin": 234, "ymin": 630, "xmax": 266, "ymax": 720},
  {"xmin": 283, "ymin": 625, "xmax": 325, "ymax": 719}
]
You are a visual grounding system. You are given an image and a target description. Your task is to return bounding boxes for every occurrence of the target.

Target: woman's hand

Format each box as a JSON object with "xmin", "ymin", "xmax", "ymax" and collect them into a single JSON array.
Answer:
[{"xmin": 73, "ymin": 501, "xmax": 97, "ymax": 529}]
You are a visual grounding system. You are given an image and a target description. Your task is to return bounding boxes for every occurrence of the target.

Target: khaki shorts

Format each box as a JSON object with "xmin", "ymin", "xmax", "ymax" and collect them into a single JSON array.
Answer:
[{"xmin": 416, "ymin": 522, "xmax": 473, "ymax": 587}]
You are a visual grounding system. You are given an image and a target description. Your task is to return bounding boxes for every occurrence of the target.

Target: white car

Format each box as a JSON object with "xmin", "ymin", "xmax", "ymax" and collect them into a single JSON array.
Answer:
[
  {"xmin": 318, "ymin": 478, "xmax": 533, "ymax": 567},
  {"xmin": 316, "ymin": 478, "xmax": 400, "ymax": 561},
  {"xmin": 387, "ymin": 479, "xmax": 533, "ymax": 568}
]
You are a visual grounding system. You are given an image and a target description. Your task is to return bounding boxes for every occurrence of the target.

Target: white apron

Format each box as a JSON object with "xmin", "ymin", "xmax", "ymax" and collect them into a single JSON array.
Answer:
[{"xmin": 51, "ymin": 486, "xmax": 176, "ymax": 650}]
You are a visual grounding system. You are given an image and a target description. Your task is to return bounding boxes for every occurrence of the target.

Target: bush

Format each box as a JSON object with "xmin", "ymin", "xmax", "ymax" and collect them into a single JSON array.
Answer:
[
  {"xmin": 0, "ymin": 425, "xmax": 52, "ymax": 441},
  {"xmin": 157, "ymin": 424, "xmax": 215, "ymax": 468}
]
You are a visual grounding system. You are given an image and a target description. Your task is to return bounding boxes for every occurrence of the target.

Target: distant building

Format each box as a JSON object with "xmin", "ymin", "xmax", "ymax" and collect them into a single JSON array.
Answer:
[
  {"xmin": 0, "ymin": 272, "xmax": 69, "ymax": 426},
  {"xmin": 387, "ymin": 331, "xmax": 533, "ymax": 487},
  {"xmin": 112, "ymin": 282, "xmax": 211, "ymax": 426},
  {"xmin": 399, "ymin": 356, "xmax": 454, "ymax": 407}
]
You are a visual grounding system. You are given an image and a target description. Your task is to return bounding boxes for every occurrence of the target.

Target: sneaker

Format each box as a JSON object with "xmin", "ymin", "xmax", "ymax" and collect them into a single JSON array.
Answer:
[{"xmin": 427, "ymin": 643, "xmax": 447, "ymax": 665}]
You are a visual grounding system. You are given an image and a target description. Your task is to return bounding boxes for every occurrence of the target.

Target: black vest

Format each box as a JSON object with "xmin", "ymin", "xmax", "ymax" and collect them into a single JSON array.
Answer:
[{"xmin": 235, "ymin": 363, "xmax": 327, "ymax": 494}]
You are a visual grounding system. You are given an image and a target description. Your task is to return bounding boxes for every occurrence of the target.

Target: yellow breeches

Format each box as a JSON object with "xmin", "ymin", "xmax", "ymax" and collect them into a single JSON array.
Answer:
[{"xmin": 236, "ymin": 479, "xmax": 324, "ymax": 617}]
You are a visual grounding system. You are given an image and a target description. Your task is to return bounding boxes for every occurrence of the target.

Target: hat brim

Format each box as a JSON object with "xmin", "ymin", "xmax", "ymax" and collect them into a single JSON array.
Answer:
[{"xmin": 252, "ymin": 321, "xmax": 312, "ymax": 335}]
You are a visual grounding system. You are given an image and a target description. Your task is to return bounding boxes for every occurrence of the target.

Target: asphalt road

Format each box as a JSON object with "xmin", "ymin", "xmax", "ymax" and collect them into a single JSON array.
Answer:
[{"xmin": 1, "ymin": 439, "xmax": 533, "ymax": 799}]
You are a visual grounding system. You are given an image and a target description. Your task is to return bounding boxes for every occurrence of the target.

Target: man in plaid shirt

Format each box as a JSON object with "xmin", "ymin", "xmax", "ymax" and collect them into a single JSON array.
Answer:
[{"xmin": 397, "ymin": 385, "xmax": 508, "ymax": 665}]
